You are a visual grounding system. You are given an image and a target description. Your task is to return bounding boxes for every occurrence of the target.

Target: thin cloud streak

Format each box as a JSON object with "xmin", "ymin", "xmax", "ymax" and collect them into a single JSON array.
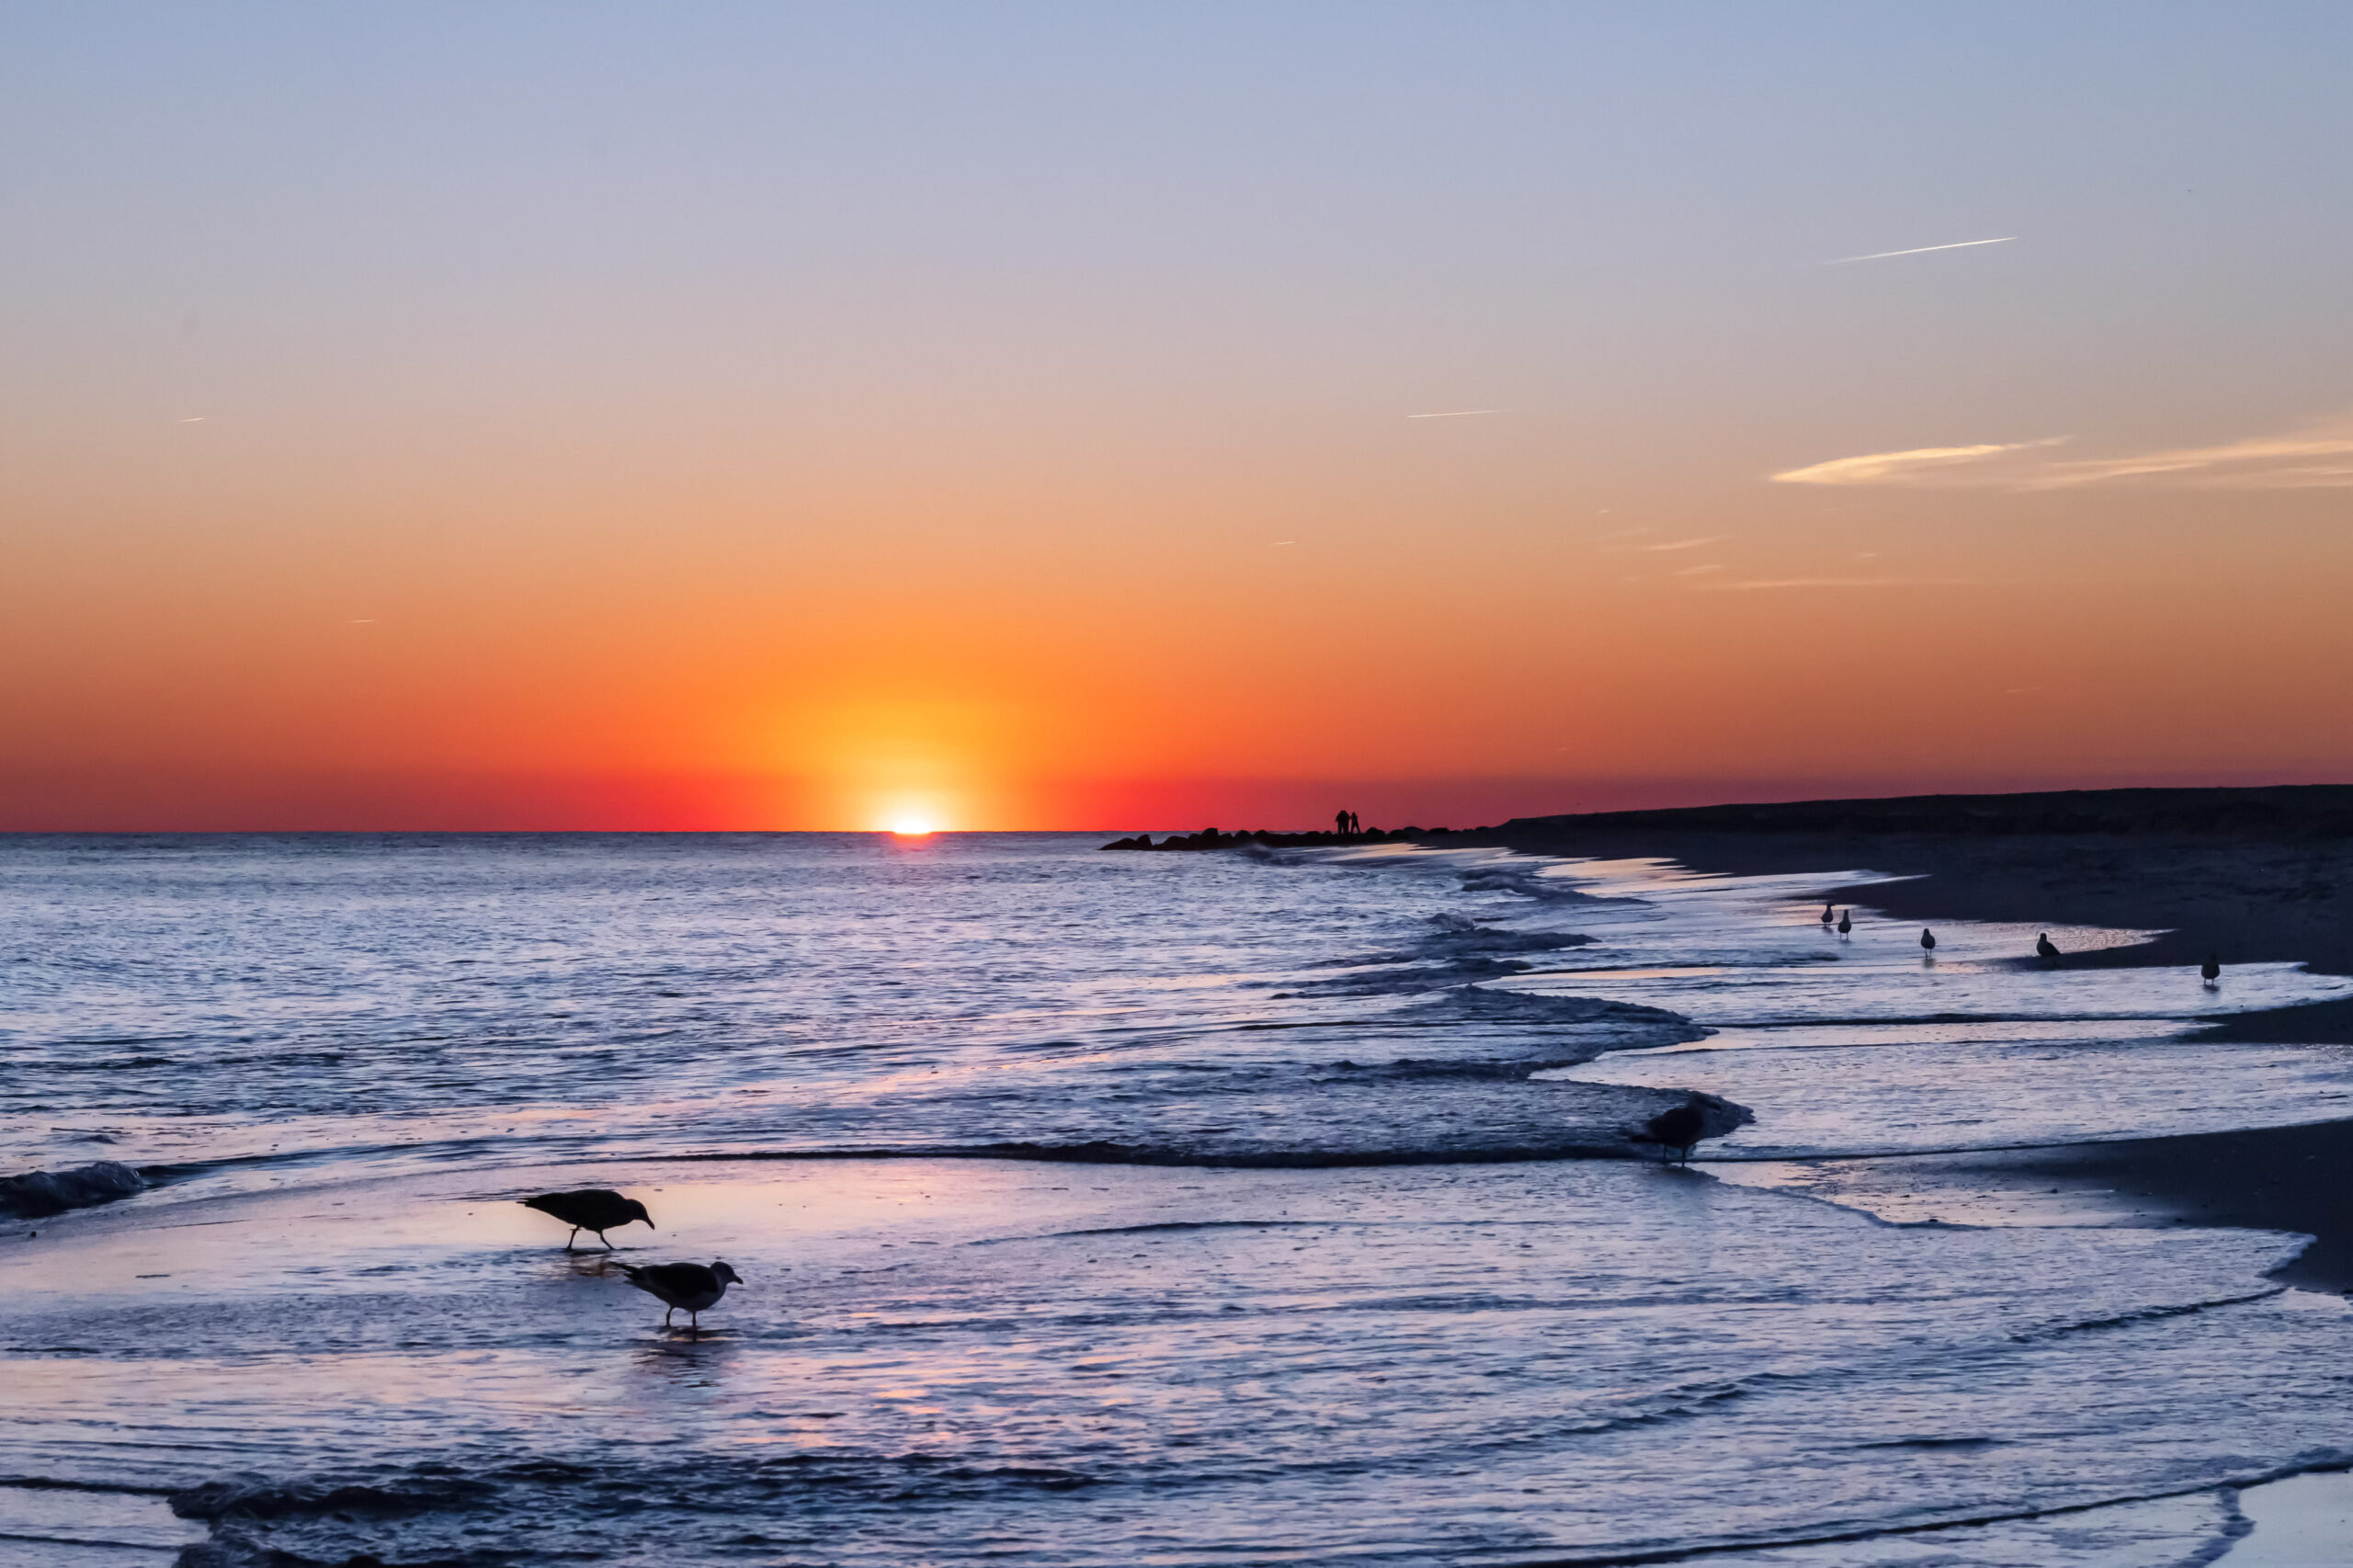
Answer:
[
  {"xmin": 1772, "ymin": 414, "xmax": 2353, "ymax": 491},
  {"xmin": 1771, "ymin": 439, "xmax": 2070, "ymax": 486},
  {"xmin": 1404, "ymin": 408, "xmax": 1508, "ymax": 419},
  {"xmin": 1644, "ymin": 534, "xmax": 1731, "ymax": 551},
  {"xmin": 1698, "ymin": 577, "xmax": 1974, "ymax": 591},
  {"xmin": 1824, "ymin": 236, "xmax": 2018, "ymax": 264},
  {"xmin": 2024, "ymin": 420, "xmax": 2353, "ymax": 489}
]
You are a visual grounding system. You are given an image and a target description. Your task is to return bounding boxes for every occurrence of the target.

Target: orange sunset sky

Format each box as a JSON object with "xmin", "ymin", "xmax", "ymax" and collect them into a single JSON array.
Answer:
[{"xmin": 6, "ymin": 5, "xmax": 2350, "ymax": 831}]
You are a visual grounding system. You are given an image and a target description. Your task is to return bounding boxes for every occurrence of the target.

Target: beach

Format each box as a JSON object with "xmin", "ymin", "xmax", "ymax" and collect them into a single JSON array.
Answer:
[{"xmin": 1472, "ymin": 787, "xmax": 2353, "ymax": 1293}]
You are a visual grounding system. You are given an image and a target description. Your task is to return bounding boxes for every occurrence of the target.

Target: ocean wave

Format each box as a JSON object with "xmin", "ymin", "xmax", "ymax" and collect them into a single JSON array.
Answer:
[
  {"xmin": 1455, "ymin": 865, "xmax": 1604, "ymax": 903},
  {"xmin": 1425, "ymin": 925, "xmax": 1597, "ymax": 957},
  {"xmin": 1403, "ymin": 985, "xmax": 1691, "ymax": 1029},
  {"xmin": 1288, "ymin": 917, "xmax": 1600, "ymax": 994},
  {"xmin": 756, "ymin": 1073, "xmax": 1752, "ymax": 1167},
  {"xmin": 2011, "ymin": 1287, "xmax": 2290, "ymax": 1344},
  {"xmin": 0, "ymin": 1160, "xmax": 146, "ymax": 1219},
  {"xmin": 168, "ymin": 1453, "xmax": 1120, "ymax": 1567},
  {"xmin": 1273, "ymin": 954, "xmax": 1544, "ymax": 995},
  {"xmin": 104, "ymin": 984, "xmax": 1734, "ymax": 1182},
  {"xmin": 171, "ymin": 1468, "xmax": 498, "ymax": 1521}
]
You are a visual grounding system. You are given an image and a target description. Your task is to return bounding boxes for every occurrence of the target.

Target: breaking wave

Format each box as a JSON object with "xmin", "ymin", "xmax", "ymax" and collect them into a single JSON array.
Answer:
[{"xmin": 0, "ymin": 1160, "xmax": 147, "ymax": 1219}]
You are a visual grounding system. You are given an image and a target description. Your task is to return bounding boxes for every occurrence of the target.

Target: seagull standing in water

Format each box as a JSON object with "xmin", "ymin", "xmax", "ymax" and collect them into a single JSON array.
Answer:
[
  {"xmin": 2201, "ymin": 953, "xmax": 2222, "ymax": 988},
  {"xmin": 621, "ymin": 1260, "xmax": 743, "ymax": 1332},
  {"xmin": 2035, "ymin": 933, "xmax": 2062, "ymax": 966},
  {"xmin": 1836, "ymin": 910, "xmax": 1852, "ymax": 939},
  {"xmin": 1919, "ymin": 928, "xmax": 1938, "ymax": 958},
  {"xmin": 1633, "ymin": 1098, "xmax": 1714, "ymax": 1166},
  {"xmin": 1820, "ymin": 902, "xmax": 1836, "ymax": 926},
  {"xmin": 519, "ymin": 1188, "xmax": 654, "ymax": 1252}
]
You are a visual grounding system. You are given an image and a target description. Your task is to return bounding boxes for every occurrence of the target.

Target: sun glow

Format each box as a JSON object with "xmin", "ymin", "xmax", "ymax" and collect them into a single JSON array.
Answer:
[{"xmin": 888, "ymin": 818, "xmax": 937, "ymax": 836}]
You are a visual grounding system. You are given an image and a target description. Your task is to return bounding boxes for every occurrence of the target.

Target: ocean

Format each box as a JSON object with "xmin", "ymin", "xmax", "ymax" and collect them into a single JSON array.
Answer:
[{"xmin": 5, "ymin": 832, "xmax": 2353, "ymax": 1566}]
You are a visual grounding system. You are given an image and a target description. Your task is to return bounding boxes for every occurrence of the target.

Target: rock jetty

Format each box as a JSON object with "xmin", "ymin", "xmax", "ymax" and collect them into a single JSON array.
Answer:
[{"xmin": 1102, "ymin": 826, "xmax": 1458, "ymax": 851}]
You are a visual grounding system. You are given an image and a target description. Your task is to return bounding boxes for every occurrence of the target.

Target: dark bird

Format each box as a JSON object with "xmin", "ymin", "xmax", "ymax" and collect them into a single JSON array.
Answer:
[
  {"xmin": 621, "ymin": 1260, "xmax": 742, "ymax": 1331},
  {"xmin": 1820, "ymin": 901, "xmax": 1836, "ymax": 926},
  {"xmin": 1920, "ymin": 928, "xmax": 1938, "ymax": 955},
  {"xmin": 1634, "ymin": 1098, "xmax": 1713, "ymax": 1166},
  {"xmin": 1836, "ymin": 910, "xmax": 1852, "ymax": 937},
  {"xmin": 2201, "ymin": 953, "xmax": 2222, "ymax": 987},
  {"xmin": 520, "ymin": 1188, "xmax": 654, "ymax": 1252},
  {"xmin": 2035, "ymin": 932, "xmax": 2061, "ymax": 965}
]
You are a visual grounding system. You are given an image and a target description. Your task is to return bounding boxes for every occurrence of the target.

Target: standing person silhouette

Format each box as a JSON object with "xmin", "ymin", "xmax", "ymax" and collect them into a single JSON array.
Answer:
[
  {"xmin": 1335, "ymin": 809, "xmax": 1350, "ymax": 836},
  {"xmin": 1347, "ymin": 811, "xmax": 1360, "ymax": 835}
]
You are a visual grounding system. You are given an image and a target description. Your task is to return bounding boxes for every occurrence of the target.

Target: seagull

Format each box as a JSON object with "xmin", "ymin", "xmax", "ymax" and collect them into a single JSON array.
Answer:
[
  {"xmin": 620, "ymin": 1260, "xmax": 742, "ymax": 1331},
  {"xmin": 1836, "ymin": 910, "xmax": 1852, "ymax": 938},
  {"xmin": 2201, "ymin": 953, "xmax": 2222, "ymax": 988},
  {"xmin": 2035, "ymin": 933, "xmax": 2061, "ymax": 965},
  {"xmin": 519, "ymin": 1188, "xmax": 654, "ymax": 1252},
  {"xmin": 1820, "ymin": 902, "xmax": 1836, "ymax": 926},
  {"xmin": 1920, "ymin": 928, "xmax": 1938, "ymax": 956},
  {"xmin": 1632, "ymin": 1098, "xmax": 1713, "ymax": 1166}
]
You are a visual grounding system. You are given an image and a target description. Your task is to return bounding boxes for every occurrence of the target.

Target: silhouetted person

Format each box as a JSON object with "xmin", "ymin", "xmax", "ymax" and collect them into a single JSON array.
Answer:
[
  {"xmin": 1820, "ymin": 901, "xmax": 1836, "ymax": 926},
  {"xmin": 1836, "ymin": 910, "xmax": 1852, "ymax": 938},
  {"xmin": 1348, "ymin": 811, "xmax": 1361, "ymax": 835},
  {"xmin": 1335, "ymin": 809, "xmax": 1350, "ymax": 836},
  {"xmin": 2201, "ymin": 953, "xmax": 2222, "ymax": 988},
  {"xmin": 521, "ymin": 1188, "xmax": 654, "ymax": 1252},
  {"xmin": 1919, "ymin": 928, "xmax": 1938, "ymax": 959},
  {"xmin": 2036, "ymin": 932, "xmax": 2061, "ymax": 966},
  {"xmin": 1635, "ymin": 1097, "xmax": 1712, "ymax": 1165}
]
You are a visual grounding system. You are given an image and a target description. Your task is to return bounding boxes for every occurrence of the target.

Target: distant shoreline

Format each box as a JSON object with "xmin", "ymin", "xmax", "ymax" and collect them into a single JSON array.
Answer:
[{"xmin": 1458, "ymin": 784, "xmax": 2353, "ymax": 1291}]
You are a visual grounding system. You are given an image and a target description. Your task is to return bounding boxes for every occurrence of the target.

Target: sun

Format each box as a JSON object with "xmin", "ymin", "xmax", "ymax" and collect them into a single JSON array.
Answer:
[{"xmin": 887, "ymin": 818, "xmax": 936, "ymax": 836}]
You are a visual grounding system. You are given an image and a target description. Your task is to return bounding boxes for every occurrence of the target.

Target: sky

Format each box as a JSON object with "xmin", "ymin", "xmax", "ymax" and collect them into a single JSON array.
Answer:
[{"xmin": 5, "ymin": 2, "xmax": 2350, "ymax": 830}]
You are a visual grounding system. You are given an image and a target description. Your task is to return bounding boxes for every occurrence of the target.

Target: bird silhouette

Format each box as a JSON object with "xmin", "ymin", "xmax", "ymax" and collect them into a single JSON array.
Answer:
[
  {"xmin": 621, "ymin": 1260, "xmax": 742, "ymax": 1332},
  {"xmin": 520, "ymin": 1188, "xmax": 654, "ymax": 1252},
  {"xmin": 1820, "ymin": 901, "xmax": 1836, "ymax": 926},
  {"xmin": 1836, "ymin": 910, "xmax": 1852, "ymax": 938},
  {"xmin": 1633, "ymin": 1098, "xmax": 1713, "ymax": 1166},
  {"xmin": 2035, "ymin": 933, "xmax": 2061, "ymax": 965},
  {"xmin": 1919, "ymin": 928, "xmax": 1938, "ymax": 957},
  {"xmin": 2201, "ymin": 953, "xmax": 2222, "ymax": 988}
]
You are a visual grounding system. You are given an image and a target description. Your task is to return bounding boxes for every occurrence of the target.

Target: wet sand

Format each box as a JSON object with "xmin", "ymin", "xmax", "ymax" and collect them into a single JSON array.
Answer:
[
  {"xmin": 9, "ymin": 1150, "xmax": 2343, "ymax": 1565},
  {"xmin": 1475, "ymin": 787, "xmax": 2353, "ymax": 1291}
]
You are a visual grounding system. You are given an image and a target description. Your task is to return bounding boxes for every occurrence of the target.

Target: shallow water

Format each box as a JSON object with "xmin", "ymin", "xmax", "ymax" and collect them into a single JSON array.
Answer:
[{"xmin": 4, "ymin": 834, "xmax": 2351, "ymax": 1565}]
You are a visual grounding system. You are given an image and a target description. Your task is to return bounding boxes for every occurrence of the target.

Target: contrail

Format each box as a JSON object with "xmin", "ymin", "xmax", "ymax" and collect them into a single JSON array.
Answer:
[
  {"xmin": 1405, "ymin": 408, "xmax": 1507, "ymax": 419},
  {"xmin": 1825, "ymin": 236, "xmax": 2017, "ymax": 264}
]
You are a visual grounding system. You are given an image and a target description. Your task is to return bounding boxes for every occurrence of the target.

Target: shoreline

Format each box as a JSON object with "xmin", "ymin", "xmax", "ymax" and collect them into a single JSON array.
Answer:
[{"xmin": 1472, "ymin": 787, "xmax": 2353, "ymax": 1290}]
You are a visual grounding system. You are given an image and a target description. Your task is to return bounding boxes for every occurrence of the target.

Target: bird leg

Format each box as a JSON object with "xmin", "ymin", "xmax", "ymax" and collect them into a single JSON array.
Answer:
[
  {"xmin": 597, "ymin": 1231, "xmax": 614, "ymax": 1252},
  {"xmin": 565, "ymin": 1228, "xmax": 580, "ymax": 1252}
]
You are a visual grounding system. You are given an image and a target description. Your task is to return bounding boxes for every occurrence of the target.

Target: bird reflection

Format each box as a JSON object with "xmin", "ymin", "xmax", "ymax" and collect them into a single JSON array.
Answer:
[{"xmin": 633, "ymin": 1333, "xmax": 741, "ymax": 1387}]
